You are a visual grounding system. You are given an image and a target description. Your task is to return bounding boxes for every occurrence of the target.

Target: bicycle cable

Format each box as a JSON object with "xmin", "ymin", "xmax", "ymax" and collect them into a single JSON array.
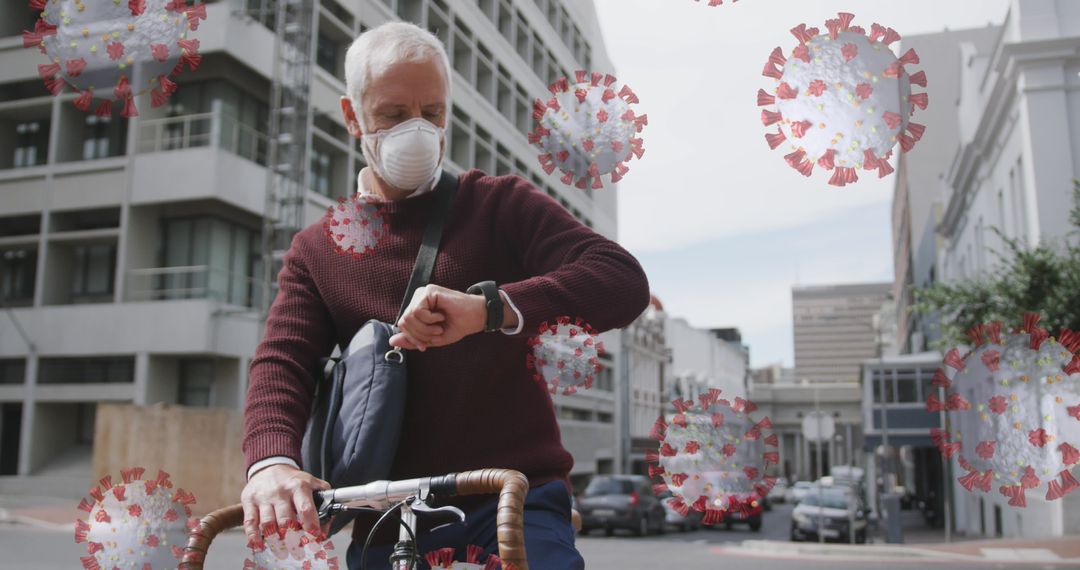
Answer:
[{"xmin": 359, "ymin": 499, "xmax": 420, "ymax": 570}]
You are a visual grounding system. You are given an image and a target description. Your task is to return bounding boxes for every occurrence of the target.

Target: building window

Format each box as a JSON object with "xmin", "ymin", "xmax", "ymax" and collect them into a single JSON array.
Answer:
[
  {"xmin": 895, "ymin": 375, "xmax": 918, "ymax": 403},
  {"xmin": 559, "ymin": 407, "xmax": 592, "ymax": 421},
  {"xmin": 178, "ymin": 359, "xmax": 214, "ymax": 407},
  {"xmin": 0, "ymin": 248, "xmax": 36, "ymax": 306},
  {"xmin": 71, "ymin": 243, "xmax": 117, "ymax": 302},
  {"xmin": 160, "ymin": 217, "xmax": 260, "ymax": 306},
  {"xmin": 316, "ymin": 33, "xmax": 340, "ymax": 78},
  {"xmin": 82, "ymin": 114, "xmax": 126, "ymax": 160},
  {"xmin": 38, "ymin": 356, "xmax": 135, "ymax": 384},
  {"xmin": 308, "ymin": 147, "xmax": 332, "ymax": 196},
  {"xmin": 13, "ymin": 120, "xmax": 48, "ymax": 168},
  {"xmin": 0, "ymin": 359, "xmax": 26, "ymax": 385}
]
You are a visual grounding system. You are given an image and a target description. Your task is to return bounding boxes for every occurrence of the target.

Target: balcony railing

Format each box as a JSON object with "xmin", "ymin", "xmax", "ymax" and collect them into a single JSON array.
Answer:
[
  {"xmin": 126, "ymin": 265, "xmax": 265, "ymax": 309},
  {"xmin": 136, "ymin": 110, "xmax": 269, "ymax": 165}
]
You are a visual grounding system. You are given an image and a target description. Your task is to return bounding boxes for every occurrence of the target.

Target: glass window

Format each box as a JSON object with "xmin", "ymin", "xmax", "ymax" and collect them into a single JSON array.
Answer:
[
  {"xmin": 0, "ymin": 248, "xmax": 36, "ymax": 306},
  {"xmin": 308, "ymin": 146, "xmax": 332, "ymax": 196},
  {"xmin": 81, "ymin": 114, "xmax": 127, "ymax": 160},
  {"xmin": 0, "ymin": 359, "xmax": 26, "ymax": 385},
  {"xmin": 13, "ymin": 120, "xmax": 48, "ymax": 168},
  {"xmin": 71, "ymin": 243, "xmax": 116, "ymax": 301},
  {"xmin": 896, "ymin": 377, "xmax": 918, "ymax": 403},
  {"xmin": 178, "ymin": 359, "xmax": 214, "ymax": 407},
  {"xmin": 38, "ymin": 357, "xmax": 134, "ymax": 384},
  {"xmin": 161, "ymin": 217, "xmax": 259, "ymax": 306},
  {"xmin": 584, "ymin": 478, "xmax": 634, "ymax": 496},
  {"xmin": 316, "ymin": 33, "xmax": 340, "ymax": 77}
]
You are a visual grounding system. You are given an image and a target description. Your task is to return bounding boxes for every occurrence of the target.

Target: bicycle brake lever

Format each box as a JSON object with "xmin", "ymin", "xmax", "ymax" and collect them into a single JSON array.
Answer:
[{"xmin": 410, "ymin": 501, "xmax": 466, "ymax": 526}]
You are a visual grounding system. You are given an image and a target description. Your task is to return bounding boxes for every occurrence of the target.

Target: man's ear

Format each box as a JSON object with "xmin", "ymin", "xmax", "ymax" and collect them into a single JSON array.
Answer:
[{"xmin": 341, "ymin": 96, "xmax": 362, "ymax": 138}]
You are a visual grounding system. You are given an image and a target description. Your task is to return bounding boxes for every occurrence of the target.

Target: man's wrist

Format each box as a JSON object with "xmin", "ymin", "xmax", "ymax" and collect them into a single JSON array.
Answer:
[{"xmin": 466, "ymin": 281, "xmax": 505, "ymax": 332}]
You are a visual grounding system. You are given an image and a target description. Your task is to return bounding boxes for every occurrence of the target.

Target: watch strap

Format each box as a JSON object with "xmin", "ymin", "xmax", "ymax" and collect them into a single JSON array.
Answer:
[{"xmin": 467, "ymin": 280, "xmax": 504, "ymax": 332}]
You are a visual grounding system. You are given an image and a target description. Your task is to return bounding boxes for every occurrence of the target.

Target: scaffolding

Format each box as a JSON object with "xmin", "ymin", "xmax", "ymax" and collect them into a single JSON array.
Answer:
[{"xmin": 256, "ymin": 0, "xmax": 316, "ymax": 319}]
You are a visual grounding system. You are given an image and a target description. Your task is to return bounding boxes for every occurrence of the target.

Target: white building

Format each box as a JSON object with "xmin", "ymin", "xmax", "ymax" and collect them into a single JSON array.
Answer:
[
  {"xmin": 939, "ymin": 0, "xmax": 1080, "ymax": 284},
  {"xmin": 929, "ymin": 0, "xmax": 1080, "ymax": 538},
  {"xmin": 0, "ymin": 0, "xmax": 621, "ymax": 495},
  {"xmin": 664, "ymin": 317, "xmax": 748, "ymax": 402}
]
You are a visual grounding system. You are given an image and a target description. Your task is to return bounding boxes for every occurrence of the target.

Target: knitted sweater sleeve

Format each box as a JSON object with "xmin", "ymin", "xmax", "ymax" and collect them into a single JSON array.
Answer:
[
  {"xmin": 496, "ymin": 176, "xmax": 651, "ymax": 335},
  {"xmin": 242, "ymin": 233, "xmax": 336, "ymax": 471}
]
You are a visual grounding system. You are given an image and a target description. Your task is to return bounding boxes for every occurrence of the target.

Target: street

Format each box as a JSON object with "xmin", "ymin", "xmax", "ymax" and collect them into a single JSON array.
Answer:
[{"xmin": 3, "ymin": 503, "xmax": 1078, "ymax": 569}]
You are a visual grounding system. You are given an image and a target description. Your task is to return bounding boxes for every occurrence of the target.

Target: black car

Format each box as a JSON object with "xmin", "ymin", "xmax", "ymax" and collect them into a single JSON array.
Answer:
[{"xmin": 577, "ymin": 475, "xmax": 666, "ymax": 536}]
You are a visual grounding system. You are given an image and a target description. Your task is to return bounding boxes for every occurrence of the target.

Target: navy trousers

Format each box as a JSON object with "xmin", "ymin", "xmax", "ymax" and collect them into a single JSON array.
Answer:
[{"xmin": 346, "ymin": 480, "xmax": 585, "ymax": 569}]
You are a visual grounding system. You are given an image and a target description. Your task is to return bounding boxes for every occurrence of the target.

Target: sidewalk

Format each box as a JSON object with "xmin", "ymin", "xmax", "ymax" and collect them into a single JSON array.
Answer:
[
  {"xmin": 0, "ymin": 494, "xmax": 76, "ymax": 531},
  {"xmin": 722, "ymin": 536, "xmax": 1080, "ymax": 567}
]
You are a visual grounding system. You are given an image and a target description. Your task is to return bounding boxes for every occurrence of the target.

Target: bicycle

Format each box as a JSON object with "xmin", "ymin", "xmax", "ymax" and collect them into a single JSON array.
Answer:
[{"xmin": 179, "ymin": 468, "xmax": 530, "ymax": 570}]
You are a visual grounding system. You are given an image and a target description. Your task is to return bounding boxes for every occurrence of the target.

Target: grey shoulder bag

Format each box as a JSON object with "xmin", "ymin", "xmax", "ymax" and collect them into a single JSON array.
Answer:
[{"xmin": 302, "ymin": 171, "xmax": 458, "ymax": 535}]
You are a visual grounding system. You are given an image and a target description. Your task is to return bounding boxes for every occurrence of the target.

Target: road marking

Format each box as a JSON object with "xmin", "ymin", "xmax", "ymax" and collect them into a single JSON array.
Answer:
[{"xmin": 980, "ymin": 549, "xmax": 1061, "ymax": 561}]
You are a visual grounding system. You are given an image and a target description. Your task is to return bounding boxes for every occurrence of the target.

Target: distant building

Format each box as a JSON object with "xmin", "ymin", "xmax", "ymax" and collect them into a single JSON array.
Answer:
[
  {"xmin": 614, "ymin": 295, "xmax": 670, "ymax": 477},
  {"xmin": 891, "ymin": 26, "xmax": 1001, "ymax": 354},
  {"xmin": 750, "ymin": 363, "xmax": 793, "ymax": 386},
  {"xmin": 792, "ymin": 283, "xmax": 893, "ymax": 384},
  {"xmin": 664, "ymin": 317, "xmax": 748, "ymax": 402}
]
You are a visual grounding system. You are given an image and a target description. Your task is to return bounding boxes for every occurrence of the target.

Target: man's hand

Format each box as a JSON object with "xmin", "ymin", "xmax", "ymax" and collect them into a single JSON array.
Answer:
[
  {"xmin": 241, "ymin": 464, "xmax": 330, "ymax": 548},
  {"xmin": 391, "ymin": 284, "xmax": 486, "ymax": 351}
]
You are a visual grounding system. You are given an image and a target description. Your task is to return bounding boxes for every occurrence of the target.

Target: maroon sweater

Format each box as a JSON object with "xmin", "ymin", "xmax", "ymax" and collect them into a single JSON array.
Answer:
[{"xmin": 242, "ymin": 169, "xmax": 649, "ymax": 540}]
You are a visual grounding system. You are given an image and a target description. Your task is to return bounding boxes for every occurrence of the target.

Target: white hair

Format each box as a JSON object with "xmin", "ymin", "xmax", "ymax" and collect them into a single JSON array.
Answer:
[{"xmin": 344, "ymin": 21, "xmax": 452, "ymax": 128}]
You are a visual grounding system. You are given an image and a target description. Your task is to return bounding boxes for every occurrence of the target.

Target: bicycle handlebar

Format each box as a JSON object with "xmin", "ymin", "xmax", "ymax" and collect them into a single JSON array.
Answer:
[{"xmin": 179, "ymin": 468, "xmax": 530, "ymax": 570}]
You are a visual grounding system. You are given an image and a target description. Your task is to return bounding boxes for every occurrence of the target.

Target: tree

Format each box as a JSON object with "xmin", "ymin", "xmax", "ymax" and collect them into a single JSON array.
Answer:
[{"xmin": 912, "ymin": 180, "xmax": 1080, "ymax": 349}]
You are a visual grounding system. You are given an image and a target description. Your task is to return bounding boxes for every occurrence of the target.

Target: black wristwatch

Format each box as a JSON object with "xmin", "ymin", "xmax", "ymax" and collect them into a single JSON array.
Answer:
[{"xmin": 467, "ymin": 280, "xmax": 504, "ymax": 332}]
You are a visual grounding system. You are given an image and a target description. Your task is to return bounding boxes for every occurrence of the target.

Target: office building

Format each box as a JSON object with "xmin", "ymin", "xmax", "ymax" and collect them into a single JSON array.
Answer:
[
  {"xmin": 792, "ymin": 283, "xmax": 893, "ymax": 384},
  {"xmin": 0, "ymin": 0, "xmax": 620, "ymax": 494}
]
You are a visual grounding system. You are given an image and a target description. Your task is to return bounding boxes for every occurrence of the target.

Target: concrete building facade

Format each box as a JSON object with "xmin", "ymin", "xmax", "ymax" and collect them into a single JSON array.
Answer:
[
  {"xmin": 939, "ymin": 0, "xmax": 1080, "ymax": 284},
  {"xmin": 664, "ymin": 317, "xmax": 748, "ymax": 403},
  {"xmin": 0, "ymin": 0, "xmax": 622, "ymax": 494},
  {"xmin": 888, "ymin": 0, "xmax": 1080, "ymax": 539},
  {"xmin": 891, "ymin": 26, "xmax": 1002, "ymax": 354},
  {"xmin": 792, "ymin": 283, "xmax": 893, "ymax": 384},
  {"xmin": 933, "ymin": 0, "xmax": 1080, "ymax": 539}
]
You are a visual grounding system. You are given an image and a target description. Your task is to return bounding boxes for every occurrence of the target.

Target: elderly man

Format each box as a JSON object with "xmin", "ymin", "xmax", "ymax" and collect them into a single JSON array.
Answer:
[{"xmin": 241, "ymin": 21, "xmax": 649, "ymax": 568}]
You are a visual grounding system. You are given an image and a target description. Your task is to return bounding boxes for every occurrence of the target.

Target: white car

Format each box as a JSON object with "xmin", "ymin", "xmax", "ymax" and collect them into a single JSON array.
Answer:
[
  {"xmin": 767, "ymin": 477, "xmax": 790, "ymax": 504},
  {"xmin": 787, "ymin": 481, "xmax": 815, "ymax": 504},
  {"xmin": 790, "ymin": 488, "xmax": 868, "ymax": 543}
]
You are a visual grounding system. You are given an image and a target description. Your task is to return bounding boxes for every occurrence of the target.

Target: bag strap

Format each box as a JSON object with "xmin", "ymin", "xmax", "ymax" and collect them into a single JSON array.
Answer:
[{"xmin": 395, "ymin": 170, "xmax": 459, "ymax": 322}]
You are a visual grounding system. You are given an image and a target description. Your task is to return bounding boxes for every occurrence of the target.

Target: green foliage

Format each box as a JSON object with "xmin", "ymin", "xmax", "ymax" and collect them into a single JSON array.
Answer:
[{"xmin": 912, "ymin": 180, "xmax": 1080, "ymax": 348}]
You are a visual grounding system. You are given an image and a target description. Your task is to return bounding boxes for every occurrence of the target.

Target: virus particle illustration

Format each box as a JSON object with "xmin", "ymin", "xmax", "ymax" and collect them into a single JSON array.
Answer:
[
  {"xmin": 757, "ymin": 12, "xmax": 928, "ymax": 186},
  {"xmin": 529, "ymin": 71, "xmax": 647, "ymax": 190},
  {"xmin": 73, "ymin": 467, "xmax": 198, "ymax": 570},
  {"xmin": 244, "ymin": 520, "xmax": 339, "ymax": 570},
  {"xmin": 424, "ymin": 544, "xmax": 503, "ymax": 570},
  {"xmin": 322, "ymin": 195, "xmax": 388, "ymax": 260},
  {"xmin": 649, "ymin": 389, "xmax": 778, "ymax": 525},
  {"xmin": 928, "ymin": 314, "xmax": 1080, "ymax": 508},
  {"xmin": 23, "ymin": 0, "xmax": 204, "ymax": 118},
  {"xmin": 526, "ymin": 316, "xmax": 605, "ymax": 396}
]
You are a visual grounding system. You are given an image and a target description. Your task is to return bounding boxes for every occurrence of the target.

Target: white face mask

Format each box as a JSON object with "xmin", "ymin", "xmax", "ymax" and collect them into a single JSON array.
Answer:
[{"xmin": 361, "ymin": 117, "xmax": 445, "ymax": 192}]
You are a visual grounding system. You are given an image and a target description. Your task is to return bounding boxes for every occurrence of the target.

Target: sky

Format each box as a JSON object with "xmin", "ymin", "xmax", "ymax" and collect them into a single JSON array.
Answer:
[{"xmin": 591, "ymin": 0, "xmax": 1010, "ymax": 368}]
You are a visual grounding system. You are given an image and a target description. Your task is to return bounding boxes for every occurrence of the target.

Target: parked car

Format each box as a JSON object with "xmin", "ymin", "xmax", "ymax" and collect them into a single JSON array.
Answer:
[
  {"xmin": 657, "ymin": 490, "xmax": 703, "ymax": 532},
  {"xmin": 790, "ymin": 487, "xmax": 869, "ymax": 543},
  {"xmin": 577, "ymin": 475, "xmax": 667, "ymax": 537},
  {"xmin": 788, "ymin": 481, "xmax": 815, "ymax": 503},
  {"xmin": 720, "ymin": 497, "xmax": 764, "ymax": 531},
  {"xmin": 768, "ymin": 478, "xmax": 790, "ymax": 504}
]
